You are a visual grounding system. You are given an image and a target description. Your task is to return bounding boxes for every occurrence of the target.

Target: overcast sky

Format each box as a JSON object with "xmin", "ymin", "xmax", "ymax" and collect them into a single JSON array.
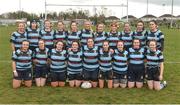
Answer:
[{"xmin": 0, "ymin": 0, "xmax": 179, "ymax": 18}]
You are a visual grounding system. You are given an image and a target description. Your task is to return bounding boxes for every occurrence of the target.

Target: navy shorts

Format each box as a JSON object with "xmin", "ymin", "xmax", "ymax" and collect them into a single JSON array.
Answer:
[
  {"xmin": 34, "ymin": 66, "xmax": 49, "ymax": 78},
  {"xmin": 128, "ymin": 64, "xmax": 145, "ymax": 82},
  {"xmin": 113, "ymin": 71, "xmax": 127, "ymax": 84},
  {"xmin": 146, "ymin": 66, "xmax": 160, "ymax": 81},
  {"xmin": 13, "ymin": 69, "xmax": 32, "ymax": 81},
  {"xmin": 50, "ymin": 71, "xmax": 66, "ymax": 82},
  {"xmin": 83, "ymin": 69, "xmax": 99, "ymax": 82},
  {"xmin": 68, "ymin": 73, "xmax": 82, "ymax": 81},
  {"xmin": 99, "ymin": 70, "xmax": 113, "ymax": 80}
]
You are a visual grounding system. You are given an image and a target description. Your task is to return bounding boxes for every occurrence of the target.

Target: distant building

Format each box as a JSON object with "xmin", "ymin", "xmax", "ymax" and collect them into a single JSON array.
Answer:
[
  {"xmin": 105, "ymin": 16, "xmax": 120, "ymax": 23},
  {"xmin": 140, "ymin": 14, "xmax": 157, "ymax": 22},
  {"xmin": 121, "ymin": 15, "xmax": 137, "ymax": 22},
  {"xmin": 158, "ymin": 14, "xmax": 176, "ymax": 21},
  {"xmin": 0, "ymin": 18, "xmax": 27, "ymax": 25}
]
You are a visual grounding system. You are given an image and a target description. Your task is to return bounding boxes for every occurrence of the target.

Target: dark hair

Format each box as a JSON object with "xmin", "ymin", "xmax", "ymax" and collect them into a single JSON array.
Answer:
[
  {"xmin": 132, "ymin": 38, "xmax": 141, "ymax": 47},
  {"xmin": 137, "ymin": 20, "xmax": 145, "ymax": 30},
  {"xmin": 22, "ymin": 40, "xmax": 30, "ymax": 44},
  {"xmin": 148, "ymin": 39, "xmax": 157, "ymax": 46},
  {"xmin": 149, "ymin": 20, "xmax": 158, "ymax": 25},
  {"xmin": 70, "ymin": 21, "xmax": 77, "ymax": 30},
  {"xmin": 55, "ymin": 41, "xmax": 65, "ymax": 49},
  {"xmin": 71, "ymin": 41, "xmax": 81, "ymax": 51},
  {"xmin": 102, "ymin": 40, "xmax": 109, "ymax": 45},
  {"xmin": 96, "ymin": 23, "xmax": 104, "ymax": 32},
  {"xmin": 57, "ymin": 21, "xmax": 64, "ymax": 25}
]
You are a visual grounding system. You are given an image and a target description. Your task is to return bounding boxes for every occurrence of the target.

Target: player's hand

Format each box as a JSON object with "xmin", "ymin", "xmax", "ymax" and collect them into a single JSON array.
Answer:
[
  {"xmin": 110, "ymin": 49, "xmax": 114, "ymax": 54},
  {"xmin": 13, "ymin": 71, "xmax": 18, "ymax": 77},
  {"xmin": 159, "ymin": 75, "xmax": 163, "ymax": 81}
]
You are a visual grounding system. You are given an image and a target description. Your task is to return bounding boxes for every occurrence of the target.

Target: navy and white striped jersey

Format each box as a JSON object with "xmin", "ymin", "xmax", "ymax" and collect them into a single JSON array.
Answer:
[
  {"xmin": 39, "ymin": 29, "xmax": 55, "ymax": 48},
  {"xmin": 54, "ymin": 30, "xmax": 68, "ymax": 43},
  {"xmin": 133, "ymin": 30, "xmax": 147, "ymax": 47},
  {"xmin": 33, "ymin": 48, "xmax": 49, "ymax": 67},
  {"xmin": 49, "ymin": 49, "xmax": 67, "ymax": 72},
  {"xmin": 99, "ymin": 48, "xmax": 113, "ymax": 72},
  {"xmin": 120, "ymin": 31, "xmax": 133, "ymax": 49},
  {"xmin": 67, "ymin": 50, "xmax": 83, "ymax": 74},
  {"xmin": 10, "ymin": 31, "xmax": 27, "ymax": 50},
  {"xmin": 26, "ymin": 27, "xmax": 40, "ymax": 48},
  {"xmin": 67, "ymin": 31, "xmax": 81, "ymax": 48},
  {"xmin": 128, "ymin": 47, "xmax": 145, "ymax": 65},
  {"xmin": 80, "ymin": 29, "xmax": 94, "ymax": 46},
  {"xmin": 113, "ymin": 49, "xmax": 128, "ymax": 74},
  {"xmin": 94, "ymin": 31, "xmax": 107, "ymax": 47},
  {"xmin": 83, "ymin": 45, "xmax": 99, "ymax": 71},
  {"xmin": 12, "ymin": 49, "xmax": 32, "ymax": 71},
  {"xmin": 146, "ymin": 49, "xmax": 164, "ymax": 67},
  {"xmin": 147, "ymin": 30, "xmax": 164, "ymax": 51},
  {"xmin": 107, "ymin": 32, "xmax": 120, "ymax": 48}
]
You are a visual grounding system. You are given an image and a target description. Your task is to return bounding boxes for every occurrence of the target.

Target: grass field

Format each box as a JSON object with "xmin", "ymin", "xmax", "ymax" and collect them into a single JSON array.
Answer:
[{"xmin": 0, "ymin": 25, "xmax": 180, "ymax": 104}]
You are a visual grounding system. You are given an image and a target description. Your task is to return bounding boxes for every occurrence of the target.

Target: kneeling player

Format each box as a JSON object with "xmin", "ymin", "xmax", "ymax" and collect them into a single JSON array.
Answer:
[
  {"xmin": 33, "ymin": 39, "xmax": 49, "ymax": 87},
  {"xmin": 49, "ymin": 41, "xmax": 67, "ymax": 87},
  {"xmin": 146, "ymin": 40, "xmax": 165, "ymax": 90},
  {"xmin": 99, "ymin": 41, "xmax": 113, "ymax": 88},
  {"xmin": 113, "ymin": 41, "xmax": 128, "ymax": 88},
  {"xmin": 12, "ymin": 40, "xmax": 32, "ymax": 88},
  {"xmin": 67, "ymin": 41, "xmax": 83, "ymax": 87}
]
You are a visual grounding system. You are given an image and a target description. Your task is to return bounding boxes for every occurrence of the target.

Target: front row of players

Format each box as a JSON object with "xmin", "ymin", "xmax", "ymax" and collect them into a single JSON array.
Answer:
[{"xmin": 12, "ymin": 38, "xmax": 165, "ymax": 90}]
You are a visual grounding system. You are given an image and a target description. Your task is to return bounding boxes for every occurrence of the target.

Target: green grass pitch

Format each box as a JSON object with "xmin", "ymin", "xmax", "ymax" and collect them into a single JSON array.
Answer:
[{"xmin": 0, "ymin": 25, "xmax": 180, "ymax": 104}]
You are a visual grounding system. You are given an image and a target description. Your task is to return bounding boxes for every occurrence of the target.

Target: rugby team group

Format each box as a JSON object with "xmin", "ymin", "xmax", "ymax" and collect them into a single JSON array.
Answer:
[{"xmin": 10, "ymin": 19, "xmax": 166, "ymax": 90}]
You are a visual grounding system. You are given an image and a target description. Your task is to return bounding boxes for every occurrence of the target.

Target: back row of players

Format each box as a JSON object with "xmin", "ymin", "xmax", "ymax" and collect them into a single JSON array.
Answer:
[{"xmin": 10, "ymin": 20, "xmax": 165, "ymax": 90}]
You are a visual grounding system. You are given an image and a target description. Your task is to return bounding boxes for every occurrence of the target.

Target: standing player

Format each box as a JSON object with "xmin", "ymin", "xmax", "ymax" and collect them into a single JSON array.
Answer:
[
  {"xmin": 94, "ymin": 23, "xmax": 108, "ymax": 48},
  {"xmin": 147, "ymin": 20, "xmax": 164, "ymax": 51},
  {"xmin": 98, "ymin": 41, "xmax": 113, "ymax": 88},
  {"xmin": 107, "ymin": 22, "xmax": 120, "ymax": 49},
  {"xmin": 49, "ymin": 41, "xmax": 67, "ymax": 87},
  {"xmin": 54, "ymin": 21, "xmax": 68, "ymax": 44},
  {"xmin": 10, "ymin": 22, "xmax": 27, "ymax": 51},
  {"xmin": 113, "ymin": 41, "xmax": 128, "ymax": 88},
  {"xmin": 12, "ymin": 40, "xmax": 32, "ymax": 88},
  {"xmin": 120, "ymin": 22, "xmax": 133, "ymax": 50},
  {"xmin": 82, "ymin": 38, "xmax": 99, "ymax": 88},
  {"xmin": 80, "ymin": 20, "xmax": 94, "ymax": 46},
  {"xmin": 128, "ymin": 39, "xmax": 146, "ymax": 88},
  {"xmin": 146, "ymin": 40, "xmax": 165, "ymax": 90},
  {"xmin": 133, "ymin": 21, "xmax": 147, "ymax": 48},
  {"xmin": 67, "ymin": 21, "xmax": 81, "ymax": 48},
  {"xmin": 33, "ymin": 39, "xmax": 49, "ymax": 87},
  {"xmin": 39, "ymin": 20, "xmax": 55, "ymax": 50},
  {"xmin": 26, "ymin": 19, "xmax": 40, "ymax": 51},
  {"xmin": 67, "ymin": 41, "xmax": 83, "ymax": 87}
]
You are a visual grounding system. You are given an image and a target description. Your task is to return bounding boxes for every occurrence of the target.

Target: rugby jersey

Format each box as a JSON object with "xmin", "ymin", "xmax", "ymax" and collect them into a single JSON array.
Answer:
[
  {"xmin": 67, "ymin": 50, "xmax": 83, "ymax": 74},
  {"xmin": 10, "ymin": 31, "xmax": 27, "ymax": 50},
  {"xmin": 33, "ymin": 48, "xmax": 49, "ymax": 67},
  {"xmin": 94, "ymin": 31, "xmax": 107, "ymax": 47},
  {"xmin": 120, "ymin": 31, "xmax": 133, "ymax": 49},
  {"xmin": 26, "ymin": 27, "xmax": 40, "ymax": 48},
  {"xmin": 128, "ymin": 47, "xmax": 145, "ymax": 65},
  {"xmin": 12, "ymin": 49, "xmax": 32, "ymax": 71},
  {"xmin": 67, "ymin": 31, "xmax": 81, "ymax": 48},
  {"xmin": 146, "ymin": 49, "xmax": 164, "ymax": 67},
  {"xmin": 49, "ymin": 49, "xmax": 67, "ymax": 72},
  {"xmin": 80, "ymin": 29, "xmax": 94, "ymax": 46},
  {"xmin": 133, "ymin": 30, "xmax": 147, "ymax": 47},
  {"xmin": 99, "ymin": 48, "xmax": 113, "ymax": 72},
  {"xmin": 83, "ymin": 45, "xmax": 99, "ymax": 71},
  {"xmin": 39, "ymin": 29, "xmax": 55, "ymax": 48},
  {"xmin": 147, "ymin": 30, "xmax": 164, "ymax": 51},
  {"xmin": 107, "ymin": 32, "xmax": 120, "ymax": 48},
  {"xmin": 54, "ymin": 30, "xmax": 67, "ymax": 43},
  {"xmin": 113, "ymin": 49, "xmax": 128, "ymax": 73}
]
